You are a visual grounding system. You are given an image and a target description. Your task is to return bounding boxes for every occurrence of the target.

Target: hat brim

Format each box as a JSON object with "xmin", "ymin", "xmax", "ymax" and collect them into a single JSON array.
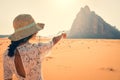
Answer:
[{"xmin": 9, "ymin": 23, "xmax": 44, "ymax": 41}]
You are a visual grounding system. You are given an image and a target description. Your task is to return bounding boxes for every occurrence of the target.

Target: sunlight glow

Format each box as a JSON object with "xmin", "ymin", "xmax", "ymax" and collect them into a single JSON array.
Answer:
[{"xmin": 54, "ymin": 0, "xmax": 75, "ymax": 8}]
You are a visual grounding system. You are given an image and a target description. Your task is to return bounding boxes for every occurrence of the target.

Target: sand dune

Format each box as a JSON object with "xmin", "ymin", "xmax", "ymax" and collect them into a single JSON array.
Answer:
[{"xmin": 0, "ymin": 38, "xmax": 120, "ymax": 80}]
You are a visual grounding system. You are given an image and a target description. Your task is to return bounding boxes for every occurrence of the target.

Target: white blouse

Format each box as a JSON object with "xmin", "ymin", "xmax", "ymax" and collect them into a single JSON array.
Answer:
[{"xmin": 3, "ymin": 41, "xmax": 53, "ymax": 80}]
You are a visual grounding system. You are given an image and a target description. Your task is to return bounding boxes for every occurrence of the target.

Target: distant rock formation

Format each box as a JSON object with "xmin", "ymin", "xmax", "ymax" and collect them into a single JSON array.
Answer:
[{"xmin": 68, "ymin": 6, "xmax": 120, "ymax": 39}]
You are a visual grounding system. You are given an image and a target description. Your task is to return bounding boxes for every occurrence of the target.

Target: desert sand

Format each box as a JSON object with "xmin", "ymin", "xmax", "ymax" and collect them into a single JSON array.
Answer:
[{"xmin": 0, "ymin": 38, "xmax": 120, "ymax": 80}]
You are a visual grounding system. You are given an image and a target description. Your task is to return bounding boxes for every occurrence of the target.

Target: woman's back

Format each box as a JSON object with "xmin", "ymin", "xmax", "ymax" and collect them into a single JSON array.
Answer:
[{"xmin": 3, "ymin": 41, "xmax": 53, "ymax": 80}]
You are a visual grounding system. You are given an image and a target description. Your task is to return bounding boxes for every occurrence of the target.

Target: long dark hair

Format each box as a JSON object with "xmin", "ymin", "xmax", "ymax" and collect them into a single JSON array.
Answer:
[{"xmin": 8, "ymin": 35, "xmax": 33, "ymax": 57}]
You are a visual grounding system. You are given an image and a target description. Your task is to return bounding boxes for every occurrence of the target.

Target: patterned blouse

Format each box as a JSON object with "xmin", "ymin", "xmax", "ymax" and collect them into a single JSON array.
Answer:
[{"xmin": 3, "ymin": 41, "xmax": 53, "ymax": 80}]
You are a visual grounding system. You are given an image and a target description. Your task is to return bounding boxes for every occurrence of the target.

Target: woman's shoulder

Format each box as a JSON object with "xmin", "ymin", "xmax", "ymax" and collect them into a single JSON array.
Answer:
[
  {"xmin": 17, "ymin": 43, "xmax": 38, "ymax": 53},
  {"xmin": 15, "ymin": 43, "xmax": 40, "ymax": 59}
]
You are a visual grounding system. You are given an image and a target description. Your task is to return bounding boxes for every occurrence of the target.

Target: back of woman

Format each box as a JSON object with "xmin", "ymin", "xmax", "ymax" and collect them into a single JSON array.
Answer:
[
  {"xmin": 4, "ymin": 43, "xmax": 39, "ymax": 80},
  {"xmin": 3, "ymin": 41, "xmax": 53, "ymax": 80}
]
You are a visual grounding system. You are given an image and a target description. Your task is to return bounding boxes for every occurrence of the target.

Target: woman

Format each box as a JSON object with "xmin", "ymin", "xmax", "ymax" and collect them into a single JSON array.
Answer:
[{"xmin": 3, "ymin": 14, "xmax": 66, "ymax": 80}]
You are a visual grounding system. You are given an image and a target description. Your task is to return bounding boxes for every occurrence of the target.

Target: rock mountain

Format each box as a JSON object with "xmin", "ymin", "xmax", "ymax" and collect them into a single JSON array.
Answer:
[{"xmin": 68, "ymin": 6, "xmax": 120, "ymax": 39}]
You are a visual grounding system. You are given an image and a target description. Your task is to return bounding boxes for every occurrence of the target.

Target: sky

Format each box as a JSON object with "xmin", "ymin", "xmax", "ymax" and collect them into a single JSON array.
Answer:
[{"xmin": 0, "ymin": 0, "xmax": 120, "ymax": 36}]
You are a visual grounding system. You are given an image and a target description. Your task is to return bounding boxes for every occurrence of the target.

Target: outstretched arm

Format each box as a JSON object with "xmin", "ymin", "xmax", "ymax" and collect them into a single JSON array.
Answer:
[
  {"xmin": 52, "ymin": 33, "xmax": 66, "ymax": 46},
  {"xmin": 37, "ymin": 32, "xmax": 66, "ymax": 61},
  {"xmin": 37, "ymin": 32, "xmax": 66, "ymax": 53}
]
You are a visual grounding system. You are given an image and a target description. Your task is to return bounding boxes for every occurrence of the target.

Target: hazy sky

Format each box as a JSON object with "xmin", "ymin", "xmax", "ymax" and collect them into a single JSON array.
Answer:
[{"xmin": 0, "ymin": 0, "xmax": 120, "ymax": 36}]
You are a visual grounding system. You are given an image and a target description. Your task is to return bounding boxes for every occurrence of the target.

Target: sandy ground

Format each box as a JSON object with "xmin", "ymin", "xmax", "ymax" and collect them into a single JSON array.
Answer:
[{"xmin": 0, "ymin": 38, "xmax": 120, "ymax": 80}]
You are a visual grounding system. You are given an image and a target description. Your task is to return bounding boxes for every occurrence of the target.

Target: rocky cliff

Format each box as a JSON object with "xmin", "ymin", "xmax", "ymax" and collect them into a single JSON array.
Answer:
[{"xmin": 68, "ymin": 6, "xmax": 120, "ymax": 39}]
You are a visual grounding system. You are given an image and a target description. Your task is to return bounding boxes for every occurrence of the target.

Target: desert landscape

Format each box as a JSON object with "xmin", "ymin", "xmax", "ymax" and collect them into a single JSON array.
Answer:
[{"xmin": 0, "ymin": 38, "xmax": 120, "ymax": 80}]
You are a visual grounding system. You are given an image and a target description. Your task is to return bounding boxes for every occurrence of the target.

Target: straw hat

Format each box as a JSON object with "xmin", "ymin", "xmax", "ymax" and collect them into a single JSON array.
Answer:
[{"xmin": 9, "ymin": 14, "xmax": 44, "ymax": 41}]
